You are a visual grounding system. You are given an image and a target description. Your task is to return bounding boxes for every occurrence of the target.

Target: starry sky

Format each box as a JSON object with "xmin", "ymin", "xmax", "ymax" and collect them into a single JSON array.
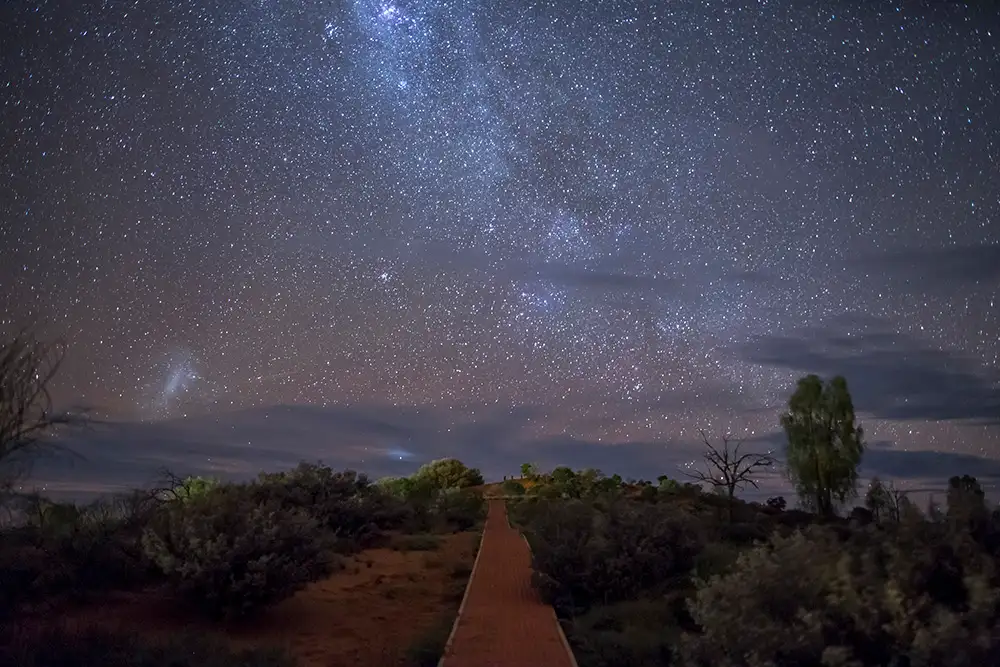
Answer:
[{"xmin": 2, "ymin": 0, "xmax": 999, "ymax": 499}]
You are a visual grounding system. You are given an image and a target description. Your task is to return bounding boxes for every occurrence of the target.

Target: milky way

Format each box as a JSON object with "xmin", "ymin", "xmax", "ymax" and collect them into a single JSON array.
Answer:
[{"xmin": 2, "ymin": 1, "xmax": 998, "ymax": 478}]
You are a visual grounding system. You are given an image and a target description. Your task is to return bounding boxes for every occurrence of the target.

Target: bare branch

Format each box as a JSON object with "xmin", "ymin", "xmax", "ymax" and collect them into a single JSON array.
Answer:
[
  {"xmin": 0, "ymin": 326, "xmax": 87, "ymax": 487},
  {"xmin": 687, "ymin": 429, "xmax": 776, "ymax": 520}
]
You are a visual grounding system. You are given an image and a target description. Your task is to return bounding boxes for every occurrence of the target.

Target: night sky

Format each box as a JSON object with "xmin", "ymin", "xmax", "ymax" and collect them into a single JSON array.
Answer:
[{"xmin": 2, "ymin": 0, "xmax": 999, "ymax": 498}]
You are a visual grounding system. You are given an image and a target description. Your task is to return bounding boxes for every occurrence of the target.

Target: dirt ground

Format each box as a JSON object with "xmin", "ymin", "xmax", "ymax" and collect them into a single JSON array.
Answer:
[{"xmin": 55, "ymin": 530, "xmax": 480, "ymax": 667}]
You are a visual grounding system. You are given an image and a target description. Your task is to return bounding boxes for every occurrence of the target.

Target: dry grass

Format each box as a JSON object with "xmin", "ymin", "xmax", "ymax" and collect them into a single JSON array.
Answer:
[{"xmin": 43, "ymin": 530, "xmax": 480, "ymax": 667}]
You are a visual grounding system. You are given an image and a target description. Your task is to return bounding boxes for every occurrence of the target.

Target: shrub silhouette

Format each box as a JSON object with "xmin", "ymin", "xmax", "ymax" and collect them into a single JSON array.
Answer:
[
  {"xmin": 142, "ymin": 482, "xmax": 334, "ymax": 619},
  {"xmin": 764, "ymin": 496, "xmax": 786, "ymax": 511}
]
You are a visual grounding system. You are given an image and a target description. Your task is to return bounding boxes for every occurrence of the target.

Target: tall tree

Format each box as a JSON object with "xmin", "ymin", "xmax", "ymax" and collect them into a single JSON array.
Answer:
[{"xmin": 781, "ymin": 374, "xmax": 865, "ymax": 517}]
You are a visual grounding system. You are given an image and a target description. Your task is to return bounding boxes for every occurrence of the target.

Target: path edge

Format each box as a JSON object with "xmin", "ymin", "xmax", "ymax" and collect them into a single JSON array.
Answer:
[
  {"xmin": 435, "ymin": 499, "xmax": 491, "ymax": 667},
  {"xmin": 505, "ymin": 499, "xmax": 581, "ymax": 667}
]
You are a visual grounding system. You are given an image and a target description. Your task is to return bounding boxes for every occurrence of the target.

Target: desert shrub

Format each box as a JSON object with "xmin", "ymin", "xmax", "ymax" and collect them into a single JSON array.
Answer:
[
  {"xmin": 390, "ymin": 533, "xmax": 440, "ymax": 551},
  {"xmin": 141, "ymin": 482, "xmax": 334, "ymax": 619},
  {"xmin": 501, "ymin": 479, "xmax": 525, "ymax": 495},
  {"xmin": 0, "ymin": 624, "xmax": 296, "ymax": 667},
  {"xmin": 252, "ymin": 463, "xmax": 407, "ymax": 550},
  {"xmin": 161, "ymin": 475, "xmax": 220, "ymax": 503},
  {"xmin": 680, "ymin": 520, "xmax": 1000, "ymax": 667},
  {"xmin": 0, "ymin": 492, "xmax": 161, "ymax": 613},
  {"xmin": 568, "ymin": 597, "xmax": 687, "ymax": 667},
  {"xmin": 524, "ymin": 499, "xmax": 707, "ymax": 615},
  {"xmin": 638, "ymin": 485, "xmax": 658, "ymax": 502},
  {"xmin": 435, "ymin": 488, "xmax": 486, "ymax": 531},
  {"xmin": 412, "ymin": 458, "xmax": 484, "ymax": 491}
]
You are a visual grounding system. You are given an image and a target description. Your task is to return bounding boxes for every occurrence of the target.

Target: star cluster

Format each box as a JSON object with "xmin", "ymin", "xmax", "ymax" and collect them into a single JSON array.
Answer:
[{"xmin": 1, "ymin": 0, "xmax": 998, "ymax": 471}]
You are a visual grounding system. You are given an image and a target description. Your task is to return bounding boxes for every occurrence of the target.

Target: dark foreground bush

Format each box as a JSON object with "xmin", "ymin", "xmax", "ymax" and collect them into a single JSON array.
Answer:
[
  {"xmin": 681, "ymin": 523, "xmax": 1000, "ymax": 667},
  {"xmin": 521, "ymin": 498, "xmax": 707, "ymax": 615},
  {"xmin": 0, "ymin": 624, "xmax": 296, "ymax": 667},
  {"xmin": 142, "ymin": 483, "xmax": 334, "ymax": 619},
  {"xmin": 0, "ymin": 492, "xmax": 162, "ymax": 615}
]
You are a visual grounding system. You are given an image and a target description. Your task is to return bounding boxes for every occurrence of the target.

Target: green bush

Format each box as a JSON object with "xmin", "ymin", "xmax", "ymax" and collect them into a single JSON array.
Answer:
[
  {"xmin": 435, "ymin": 488, "xmax": 486, "ymax": 531},
  {"xmin": 252, "ymin": 463, "xmax": 413, "ymax": 551},
  {"xmin": 568, "ymin": 598, "xmax": 687, "ymax": 667},
  {"xmin": 411, "ymin": 458, "xmax": 484, "ymax": 491},
  {"xmin": 680, "ymin": 521, "xmax": 1000, "ymax": 667},
  {"xmin": 501, "ymin": 479, "xmax": 526, "ymax": 495},
  {"xmin": 524, "ymin": 498, "xmax": 707, "ymax": 615},
  {"xmin": 141, "ymin": 483, "xmax": 334, "ymax": 619}
]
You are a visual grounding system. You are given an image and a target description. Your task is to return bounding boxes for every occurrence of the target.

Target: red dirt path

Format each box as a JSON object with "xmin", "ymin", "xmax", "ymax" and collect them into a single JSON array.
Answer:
[{"xmin": 440, "ymin": 498, "xmax": 576, "ymax": 667}]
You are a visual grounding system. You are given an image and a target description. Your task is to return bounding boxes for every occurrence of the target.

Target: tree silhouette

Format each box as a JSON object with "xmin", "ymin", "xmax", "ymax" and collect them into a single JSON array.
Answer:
[
  {"xmin": 0, "ymin": 327, "xmax": 86, "ymax": 488},
  {"xmin": 684, "ymin": 430, "xmax": 775, "ymax": 520},
  {"xmin": 864, "ymin": 476, "xmax": 908, "ymax": 523},
  {"xmin": 782, "ymin": 374, "xmax": 865, "ymax": 517}
]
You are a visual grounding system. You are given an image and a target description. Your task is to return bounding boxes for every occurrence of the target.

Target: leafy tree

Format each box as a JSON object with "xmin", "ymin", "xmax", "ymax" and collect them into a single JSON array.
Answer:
[
  {"xmin": 781, "ymin": 374, "xmax": 865, "ymax": 517},
  {"xmin": 520, "ymin": 462, "xmax": 538, "ymax": 480},
  {"xmin": 412, "ymin": 458, "xmax": 483, "ymax": 491},
  {"xmin": 684, "ymin": 430, "xmax": 775, "ymax": 521},
  {"xmin": 549, "ymin": 466, "xmax": 581, "ymax": 497}
]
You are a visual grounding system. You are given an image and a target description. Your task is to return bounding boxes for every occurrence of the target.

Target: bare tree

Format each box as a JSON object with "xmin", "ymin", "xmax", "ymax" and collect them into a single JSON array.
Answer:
[
  {"xmin": 0, "ymin": 327, "xmax": 84, "ymax": 489},
  {"xmin": 865, "ymin": 476, "xmax": 910, "ymax": 523},
  {"xmin": 685, "ymin": 429, "xmax": 776, "ymax": 520}
]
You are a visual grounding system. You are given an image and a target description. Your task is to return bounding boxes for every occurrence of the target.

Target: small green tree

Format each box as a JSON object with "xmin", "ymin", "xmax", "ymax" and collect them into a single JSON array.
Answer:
[
  {"xmin": 781, "ymin": 374, "xmax": 865, "ymax": 517},
  {"xmin": 520, "ymin": 462, "xmax": 538, "ymax": 480}
]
